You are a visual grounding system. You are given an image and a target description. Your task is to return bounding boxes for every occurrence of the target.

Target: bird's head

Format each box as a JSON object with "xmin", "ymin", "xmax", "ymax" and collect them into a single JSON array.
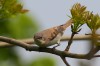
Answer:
[{"xmin": 34, "ymin": 33, "xmax": 45, "ymax": 47}]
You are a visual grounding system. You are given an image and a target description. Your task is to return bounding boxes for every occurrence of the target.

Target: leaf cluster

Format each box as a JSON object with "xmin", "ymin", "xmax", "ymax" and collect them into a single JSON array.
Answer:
[
  {"xmin": 70, "ymin": 3, "xmax": 87, "ymax": 33},
  {"xmin": 0, "ymin": 0, "xmax": 28, "ymax": 20},
  {"xmin": 86, "ymin": 13, "xmax": 100, "ymax": 31},
  {"xmin": 70, "ymin": 3, "xmax": 100, "ymax": 33},
  {"xmin": 0, "ymin": 1, "xmax": 39, "ymax": 66}
]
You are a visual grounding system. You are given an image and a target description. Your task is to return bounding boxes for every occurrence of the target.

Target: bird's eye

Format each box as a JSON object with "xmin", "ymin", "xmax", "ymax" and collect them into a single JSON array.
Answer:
[{"xmin": 37, "ymin": 36, "xmax": 42, "ymax": 39}]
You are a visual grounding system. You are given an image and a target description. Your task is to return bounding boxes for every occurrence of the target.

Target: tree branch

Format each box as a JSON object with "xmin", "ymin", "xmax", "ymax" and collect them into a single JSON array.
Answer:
[
  {"xmin": 60, "ymin": 56, "xmax": 70, "ymax": 66},
  {"xmin": 0, "ymin": 36, "xmax": 88, "ymax": 59},
  {"xmin": 0, "ymin": 35, "xmax": 100, "ymax": 47},
  {"xmin": 87, "ymin": 46, "xmax": 100, "ymax": 60},
  {"xmin": 0, "ymin": 36, "xmax": 99, "ymax": 66},
  {"xmin": 94, "ymin": 55, "xmax": 100, "ymax": 58},
  {"xmin": 65, "ymin": 32, "xmax": 75, "ymax": 51},
  {"xmin": 0, "ymin": 38, "xmax": 34, "ymax": 47}
]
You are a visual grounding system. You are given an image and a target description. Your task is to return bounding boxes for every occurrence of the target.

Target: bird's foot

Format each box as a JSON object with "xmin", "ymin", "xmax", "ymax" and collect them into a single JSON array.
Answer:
[{"xmin": 52, "ymin": 43, "xmax": 60, "ymax": 50}]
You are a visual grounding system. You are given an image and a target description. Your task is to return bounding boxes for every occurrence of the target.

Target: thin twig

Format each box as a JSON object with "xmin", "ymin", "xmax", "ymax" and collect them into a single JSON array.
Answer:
[
  {"xmin": 87, "ymin": 46, "xmax": 100, "ymax": 60},
  {"xmin": 94, "ymin": 55, "xmax": 100, "ymax": 58},
  {"xmin": 65, "ymin": 32, "xmax": 75, "ymax": 51},
  {"xmin": 85, "ymin": 33, "xmax": 100, "ymax": 36},
  {"xmin": 0, "ymin": 38, "xmax": 34, "ymax": 47},
  {"xmin": 86, "ymin": 30, "xmax": 100, "ymax": 60},
  {"xmin": 60, "ymin": 56, "xmax": 70, "ymax": 66}
]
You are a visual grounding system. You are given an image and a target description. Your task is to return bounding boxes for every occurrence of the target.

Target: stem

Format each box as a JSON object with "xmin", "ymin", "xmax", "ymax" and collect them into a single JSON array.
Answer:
[
  {"xmin": 60, "ymin": 56, "xmax": 70, "ymax": 66},
  {"xmin": 65, "ymin": 32, "xmax": 75, "ymax": 51},
  {"xmin": 87, "ymin": 29, "xmax": 100, "ymax": 59},
  {"xmin": 87, "ymin": 46, "xmax": 100, "ymax": 60}
]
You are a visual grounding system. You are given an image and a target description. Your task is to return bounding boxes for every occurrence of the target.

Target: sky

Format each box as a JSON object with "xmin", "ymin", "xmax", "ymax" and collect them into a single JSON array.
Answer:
[{"xmin": 17, "ymin": 0, "xmax": 100, "ymax": 66}]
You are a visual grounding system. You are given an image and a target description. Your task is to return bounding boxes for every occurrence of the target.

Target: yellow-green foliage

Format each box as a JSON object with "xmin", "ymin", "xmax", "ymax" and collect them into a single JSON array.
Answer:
[
  {"xmin": 0, "ymin": 0, "xmax": 28, "ymax": 19},
  {"xmin": 0, "ymin": 0, "xmax": 38, "ymax": 38},
  {"xmin": 70, "ymin": 3, "xmax": 100, "ymax": 32},
  {"xmin": 70, "ymin": 3, "xmax": 87, "ymax": 32},
  {"xmin": 86, "ymin": 13, "xmax": 100, "ymax": 31},
  {"xmin": 71, "ymin": 3, "xmax": 86, "ymax": 24},
  {"xmin": 0, "ymin": 0, "xmax": 39, "ymax": 66}
]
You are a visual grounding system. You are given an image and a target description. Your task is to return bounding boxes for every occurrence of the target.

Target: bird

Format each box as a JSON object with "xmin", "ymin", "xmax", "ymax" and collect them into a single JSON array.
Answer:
[{"xmin": 33, "ymin": 19, "xmax": 73, "ymax": 48}]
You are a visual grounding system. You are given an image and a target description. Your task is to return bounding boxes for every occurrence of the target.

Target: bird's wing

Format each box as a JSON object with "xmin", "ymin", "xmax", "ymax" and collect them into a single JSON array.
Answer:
[{"xmin": 41, "ymin": 27, "xmax": 59, "ymax": 44}]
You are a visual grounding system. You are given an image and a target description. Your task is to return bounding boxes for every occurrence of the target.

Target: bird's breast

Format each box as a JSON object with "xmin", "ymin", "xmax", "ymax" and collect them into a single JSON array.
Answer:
[{"xmin": 47, "ymin": 33, "xmax": 63, "ymax": 46}]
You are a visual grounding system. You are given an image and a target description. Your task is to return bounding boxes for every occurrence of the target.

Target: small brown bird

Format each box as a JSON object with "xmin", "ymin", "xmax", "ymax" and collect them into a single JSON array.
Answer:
[{"xmin": 34, "ymin": 19, "xmax": 73, "ymax": 48}]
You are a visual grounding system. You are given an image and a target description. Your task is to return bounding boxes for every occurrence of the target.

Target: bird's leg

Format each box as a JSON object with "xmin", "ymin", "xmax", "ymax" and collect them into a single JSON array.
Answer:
[{"xmin": 52, "ymin": 43, "xmax": 60, "ymax": 50}]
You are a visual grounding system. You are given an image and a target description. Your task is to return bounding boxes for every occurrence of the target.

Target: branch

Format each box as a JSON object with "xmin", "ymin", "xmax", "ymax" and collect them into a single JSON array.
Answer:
[
  {"xmin": 0, "ymin": 38, "xmax": 34, "ymax": 47},
  {"xmin": 94, "ymin": 55, "xmax": 100, "ymax": 58},
  {"xmin": 0, "ymin": 36, "xmax": 99, "ymax": 66},
  {"xmin": 60, "ymin": 56, "xmax": 70, "ymax": 66},
  {"xmin": 0, "ymin": 35, "xmax": 100, "ymax": 47},
  {"xmin": 87, "ymin": 46, "xmax": 100, "ymax": 60},
  {"xmin": 65, "ymin": 32, "xmax": 75, "ymax": 51},
  {"xmin": 0, "ymin": 36, "xmax": 88, "ymax": 59},
  {"xmin": 85, "ymin": 33, "xmax": 100, "ymax": 36},
  {"xmin": 86, "ymin": 31, "xmax": 100, "ymax": 60}
]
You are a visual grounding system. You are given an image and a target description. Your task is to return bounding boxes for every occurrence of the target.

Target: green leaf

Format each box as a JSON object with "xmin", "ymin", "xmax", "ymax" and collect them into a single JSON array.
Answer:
[
  {"xmin": 0, "ymin": 0, "xmax": 28, "ymax": 20},
  {"xmin": 86, "ymin": 13, "xmax": 100, "ymax": 31},
  {"xmin": 29, "ymin": 57, "xmax": 56, "ymax": 66},
  {"xmin": 70, "ymin": 3, "xmax": 87, "ymax": 33},
  {"xmin": 7, "ymin": 14, "xmax": 39, "ymax": 39}
]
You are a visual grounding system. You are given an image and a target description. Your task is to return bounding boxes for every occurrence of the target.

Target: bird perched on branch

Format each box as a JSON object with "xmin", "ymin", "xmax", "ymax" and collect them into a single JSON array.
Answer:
[{"xmin": 34, "ymin": 19, "xmax": 73, "ymax": 48}]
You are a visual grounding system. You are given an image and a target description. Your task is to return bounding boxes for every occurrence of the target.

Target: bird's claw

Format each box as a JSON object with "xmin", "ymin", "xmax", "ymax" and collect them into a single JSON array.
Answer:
[{"xmin": 52, "ymin": 43, "xmax": 60, "ymax": 50}]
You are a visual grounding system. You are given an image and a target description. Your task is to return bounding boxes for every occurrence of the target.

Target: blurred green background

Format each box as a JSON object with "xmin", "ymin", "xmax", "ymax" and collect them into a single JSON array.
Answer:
[
  {"xmin": 0, "ymin": 0, "xmax": 56, "ymax": 66},
  {"xmin": 0, "ymin": 0, "xmax": 98, "ymax": 66}
]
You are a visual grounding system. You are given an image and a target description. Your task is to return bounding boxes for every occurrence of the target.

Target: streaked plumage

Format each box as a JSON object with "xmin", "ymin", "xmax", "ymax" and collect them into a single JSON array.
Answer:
[{"xmin": 34, "ymin": 19, "xmax": 73, "ymax": 47}]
